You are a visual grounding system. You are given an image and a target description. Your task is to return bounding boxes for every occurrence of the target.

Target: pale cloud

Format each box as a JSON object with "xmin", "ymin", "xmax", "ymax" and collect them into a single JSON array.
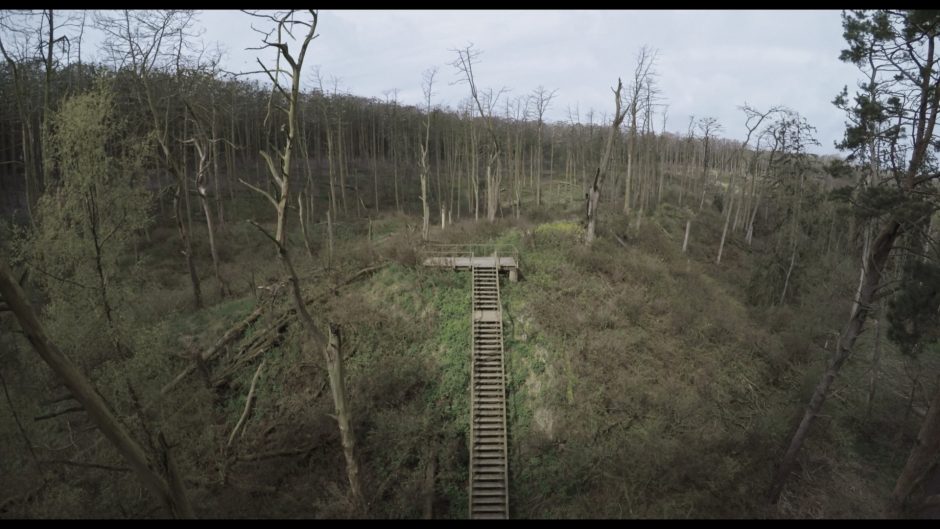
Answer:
[{"xmin": 96, "ymin": 9, "xmax": 863, "ymax": 154}]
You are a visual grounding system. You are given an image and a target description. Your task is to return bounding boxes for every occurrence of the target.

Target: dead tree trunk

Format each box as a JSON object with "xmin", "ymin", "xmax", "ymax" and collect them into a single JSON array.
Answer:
[
  {"xmin": 682, "ymin": 219, "xmax": 692, "ymax": 254},
  {"xmin": 866, "ymin": 302, "xmax": 883, "ymax": 418},
  {"xmin": 185, "ymin": 122, "xmax": 228, "ymax": 299},
  {"xmin": 298, "ymin": 192, "xmax": 315, "ymax": 260},
  {"xmin": 768, "ymin": 220, "xmax": 901, "ymax": 503},
  {"xmin": 418, "ymin": 68, "xmax": 436, "ymax": 242},
  {"xmin": 243, "ymin": 10, "xmax": 364, "ymax": 512},
  {"xmin": 715, "ymin": 175, "xmax": 735, "ymax": 265},
  {"xmin": 585, "ymin": 78, "xmax": 628, "ymax": 243},
  {"xmin": 175, "ymin": 181, "xmax": 203, "ymax": 309},
  {"xmin": 0, "ymin": 258, "xmax": 195, "ymax": 518},
  {"xmin": 326, "ymin": 324, "xmax": 364, "ymax": 510},
  {"xmin": 893, "ymin": 380, "xmax": 940, "ymax": 511}
]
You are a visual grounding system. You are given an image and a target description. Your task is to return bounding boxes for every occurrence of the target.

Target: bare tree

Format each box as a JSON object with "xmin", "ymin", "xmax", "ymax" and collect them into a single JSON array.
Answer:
[
  {"xmin": 585, "ymin": 78, "xmax": 628, "ymax": 243},
  {"xmin": 532, "ymin": 85, "xmax": 558, "ymax": 207},
  {"xmin": 95, "ymin": 9, "xmax": 205, "ymax": 309},
  {"xmin": 240, "ymin": 10, "xmax": 364, "ymax": 512},
  {"xmin": 418, "ymin": 67, "xmax": 437, "ymax": 241},
  {"xmin": 450, "ymin": 43, "xmax": 506, "ymax": 222},
  {"xmin": 696, "ymin": 116, "xmax": 722, "ymax": 211},
  {"xmin": 624, "ymin": 46, "xmax": 658, "ymax": 216},
  {"xmin": 0, "ymin": 10, "xmax": 42, "ymax": 225},
  {"xmin": 183, "ymin": 98, "xmax": 230, "ymax": 298},
  {"xmin": 716, "ymin": 103, "xmax": 785, "ymax": 265}
]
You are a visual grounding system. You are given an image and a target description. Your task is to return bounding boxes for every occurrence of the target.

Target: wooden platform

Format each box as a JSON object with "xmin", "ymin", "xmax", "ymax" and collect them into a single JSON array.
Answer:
[
  {"xmin": 420, "ymin": 247, "xmax": 514, "ymax": 518},
  {"xmin": 422, "ymin": 255, "xmax": 518, "ymax": 271}
]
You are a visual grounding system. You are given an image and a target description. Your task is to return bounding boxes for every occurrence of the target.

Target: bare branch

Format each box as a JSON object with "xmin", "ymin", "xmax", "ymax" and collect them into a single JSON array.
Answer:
[{"xmin": 239, "ymin": 179, "xmax": 279, "ymax": 209}]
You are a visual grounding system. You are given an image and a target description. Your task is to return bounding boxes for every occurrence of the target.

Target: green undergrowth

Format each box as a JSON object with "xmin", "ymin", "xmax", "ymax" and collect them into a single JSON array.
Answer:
[{"xmin": 5, "ymin": 189, "xmax": 930, "ymax": 519}]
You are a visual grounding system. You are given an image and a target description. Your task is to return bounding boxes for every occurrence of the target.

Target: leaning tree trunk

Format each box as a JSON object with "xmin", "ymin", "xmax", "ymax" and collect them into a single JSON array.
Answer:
[
  {"xmin": 585, "ymin": 79, "xmax": 627, "ymax": 243},
  {"xmin": 892, "ymin": 379, "xmax": 940, "ymax": 512},
  {"xmin": 0, "ymin": 258, "xmax": 195, "ymax": 518},
  {"xmin": 768, "ymin": 219, "xmax": 901, "ymax": 503},
  {"xmin": 715, "ymin": 174, "xmax": 735, "ymax": 265}
]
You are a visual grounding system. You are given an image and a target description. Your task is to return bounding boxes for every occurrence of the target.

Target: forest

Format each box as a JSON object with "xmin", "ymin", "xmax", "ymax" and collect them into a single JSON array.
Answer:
[{"xmin": 0, "ymin": 9, "xmax": 939, "ymax": 519}]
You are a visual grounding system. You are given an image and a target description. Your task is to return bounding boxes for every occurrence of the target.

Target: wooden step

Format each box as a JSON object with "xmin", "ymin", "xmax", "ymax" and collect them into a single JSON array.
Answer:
[
  {"xmin": 473, "ymin": 457, "xmax": 506, "ymax": 465},
  {"xmin": 472, "ymin": 426, "xmax": 504, "ymax": 431},
  {"xmin": 472, "ymin": 498, "xmax": 506, "ymax": 506},
  {"xmin": 472, "ymin": 472, "xmax": 506, "ymax": 480},
  {"xmin": 472, "ymin": 490, "xmax": 506, "ymax": 497},
  {"xmin": 472, "ymin": 446, "xmax": 505, "ymax": 453},
  {"xmin": 472, "ymin": 453, "xmax": 506, "ymax": 460},
  {"xmin": 472, "ymin": 482, "xmax": 506, "ymax": 489},
  {"xmin": 472, "ymin": 496, "xmax": 507, "ymax": 504},
  {"xmin": 471, "ymin": 505, "xmax": 507, "ymax": 513},
  {"xmin": 473, "ymin": 440, "xmax": 505, "ymax": 447},
  {"xmin": 474, "ymin": 426, "xmax": 504, "ymax": 432}
]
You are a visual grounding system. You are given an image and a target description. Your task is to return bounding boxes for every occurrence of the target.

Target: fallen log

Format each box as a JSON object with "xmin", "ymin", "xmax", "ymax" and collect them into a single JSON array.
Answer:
[{"xmin": 157, "ymin": 305, "xmax": 264, "ymax": 399}]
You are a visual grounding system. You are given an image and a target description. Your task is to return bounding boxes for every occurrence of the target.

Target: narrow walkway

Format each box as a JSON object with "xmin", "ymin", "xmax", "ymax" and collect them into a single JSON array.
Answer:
[{"xmin": 469, "ymin": 263, "xmax": 509, "ymax": 519}]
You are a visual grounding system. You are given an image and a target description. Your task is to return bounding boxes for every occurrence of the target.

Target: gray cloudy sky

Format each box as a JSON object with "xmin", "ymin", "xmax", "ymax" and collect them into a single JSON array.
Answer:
[{"xmin": 141, "ymin": 10, "xmax": 864, "ymax": 154}]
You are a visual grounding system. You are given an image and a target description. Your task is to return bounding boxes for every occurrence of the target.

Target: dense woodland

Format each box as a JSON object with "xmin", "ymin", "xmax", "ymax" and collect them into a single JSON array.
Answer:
[{"xmin": 1, "ymin": 9, "xmax": 939, "ymax": 518}]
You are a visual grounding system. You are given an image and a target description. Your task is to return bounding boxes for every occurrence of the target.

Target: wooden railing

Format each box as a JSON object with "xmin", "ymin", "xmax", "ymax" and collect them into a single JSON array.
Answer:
[{"xmin": 419, "ymin": 243, "xmax": 520, "ymax": 266}]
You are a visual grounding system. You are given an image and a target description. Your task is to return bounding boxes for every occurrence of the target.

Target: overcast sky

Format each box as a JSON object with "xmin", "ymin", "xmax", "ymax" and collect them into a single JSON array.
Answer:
[{"xmin": 113, "ymin": 10, "xmax": 863, "ymax": 155}]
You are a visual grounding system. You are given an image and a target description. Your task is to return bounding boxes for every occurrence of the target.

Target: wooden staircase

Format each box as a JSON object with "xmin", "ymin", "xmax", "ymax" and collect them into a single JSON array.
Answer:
[{"xmin": 469, "ymin": 263, "xmax": 509, "ymax": 519}]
